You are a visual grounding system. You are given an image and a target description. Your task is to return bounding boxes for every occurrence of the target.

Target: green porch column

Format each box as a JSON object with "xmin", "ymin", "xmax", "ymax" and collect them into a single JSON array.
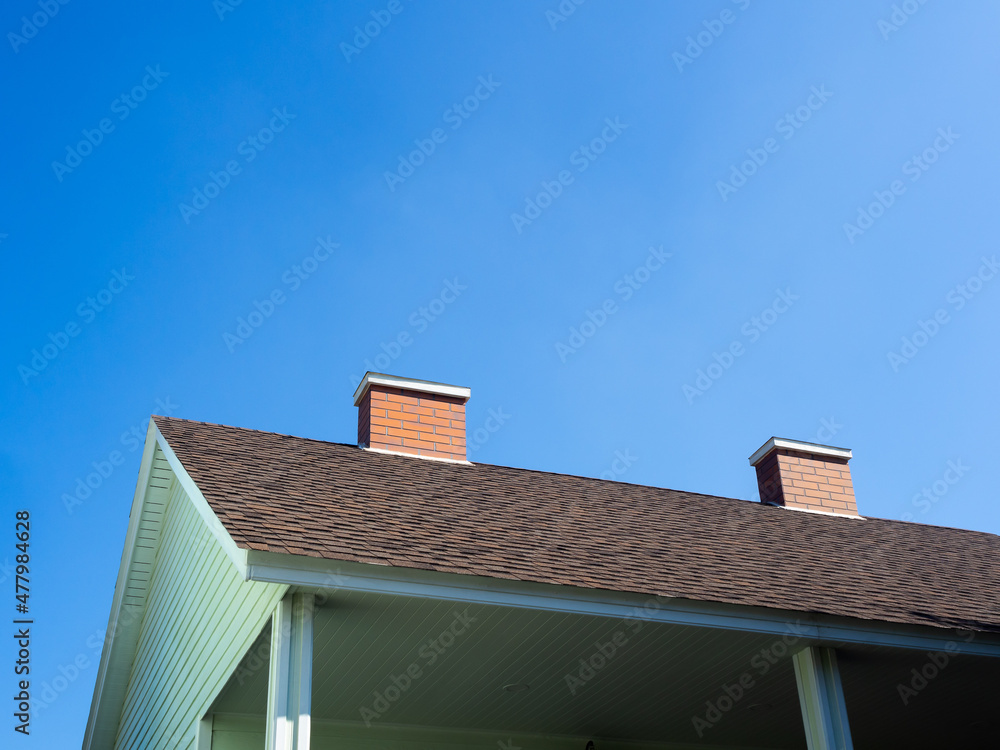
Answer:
[{"xmin": 792, "ymin": 646, "xmax": 854, "ymax": 750}]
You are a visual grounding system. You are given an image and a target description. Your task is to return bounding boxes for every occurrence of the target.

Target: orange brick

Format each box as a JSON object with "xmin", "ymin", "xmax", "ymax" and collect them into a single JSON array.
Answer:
[
  {"xmin": 402, "ymin": 438, "xmax": 438, "ymax": 450},
  {"xmin": 790, "ymin": 480, "xmax": 820, "ymax": 490},
  {"xmin": 387, "ymin": 392, "xmax": 420, "ymax": 406},
  {"xmin": 803, "ymin": 488, "xmax": 832, "ymax": 500},
  {"xmin": 386, "ymin": 427, "xmax": 421, "ymax": 439}
]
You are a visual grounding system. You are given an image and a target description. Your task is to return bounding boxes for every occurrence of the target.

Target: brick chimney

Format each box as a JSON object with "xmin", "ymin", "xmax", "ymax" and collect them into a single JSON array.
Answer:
[
  {"xmin": 749, "ymin": 438, "xmax": 858, "ymax": 517},
  {"xmin": 353, "ymin": 373, "xmax": 471, "ymax": 461}
]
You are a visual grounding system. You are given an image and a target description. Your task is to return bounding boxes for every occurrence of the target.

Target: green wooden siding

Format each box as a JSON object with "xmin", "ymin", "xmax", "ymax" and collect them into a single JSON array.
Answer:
[{"xmin": 114, "ymin": 478, "xmax": 286, "ymax": 749}]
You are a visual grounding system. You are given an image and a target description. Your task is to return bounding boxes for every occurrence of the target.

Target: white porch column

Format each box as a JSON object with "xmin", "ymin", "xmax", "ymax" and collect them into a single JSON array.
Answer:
[
  {"xmin": 266, "ymin": 593, "xmax": 315, "ymax": 750},
  {"xmin": 792, "ymin": 646, "xmax": 854, "ymax": 750}
]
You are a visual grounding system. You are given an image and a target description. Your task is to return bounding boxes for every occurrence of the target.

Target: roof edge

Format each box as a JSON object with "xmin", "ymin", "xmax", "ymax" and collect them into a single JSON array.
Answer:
[
  {"xmin": 243, "ymin": 550, "xmax": 1000, "ymax": 657},
  {"xmin": 83, "ymin": 421, "xmax": 251, "ymax": 750},
  {"xmin": 152, "ymin": 419, "xmax": 250, "ymax": 579},
  {"xmin": 82, "ymin": 419, "xmax": 159, "ymax": 750}
]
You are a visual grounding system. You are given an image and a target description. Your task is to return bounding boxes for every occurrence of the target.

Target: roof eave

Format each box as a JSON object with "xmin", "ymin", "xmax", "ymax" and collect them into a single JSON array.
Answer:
[{"xmin": 243, "ymin": 549, "xmax": 1000, "ymax": 659}]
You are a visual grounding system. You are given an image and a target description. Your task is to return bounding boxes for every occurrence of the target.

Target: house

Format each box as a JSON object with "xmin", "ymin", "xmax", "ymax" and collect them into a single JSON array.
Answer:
[{"xmin": 83, "ymin": 373, "xmax": 1000, "ymax": 750}]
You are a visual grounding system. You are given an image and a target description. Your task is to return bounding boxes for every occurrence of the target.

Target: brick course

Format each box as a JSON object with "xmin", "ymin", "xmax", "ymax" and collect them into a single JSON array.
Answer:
[
  {"xmin": 755, "ymin": 448, "xmax": 858, "ymax": 516},
  {"xmin": 358, "ymin": 385, "xmax": 467, "ymax": 460}
]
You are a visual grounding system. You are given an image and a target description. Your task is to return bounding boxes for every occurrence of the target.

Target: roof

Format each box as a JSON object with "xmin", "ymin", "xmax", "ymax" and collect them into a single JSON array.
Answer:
[{"xmin": 153, "ymin": 416, "xmax": 1000, "ymax": 634}]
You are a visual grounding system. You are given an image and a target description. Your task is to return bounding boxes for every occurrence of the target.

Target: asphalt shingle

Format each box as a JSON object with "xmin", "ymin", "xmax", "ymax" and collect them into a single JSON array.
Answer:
[{"xmin": 154, "ymin": 416, "xmax": 1000, "ymax": 633}]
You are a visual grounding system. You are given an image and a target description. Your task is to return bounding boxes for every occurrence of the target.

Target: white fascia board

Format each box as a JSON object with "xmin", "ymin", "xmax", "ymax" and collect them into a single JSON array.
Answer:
[
  {"xmin": 152, "ymin": 422, "xmax": 249, "ymax": 579},
  {"xmin": 352, "ymin": 372, "xmax": 471, "ymax": 406},
  {"xmin": 244, "ymin": 551, "xmax": 1000, "ymax": 659},
  {"xmin": 749, "ymin": 437, "xmax": 853, "ymax": 466},
  {"xmin": 82, "ymin": 419, "xmax": 159, "ymax": 750}
]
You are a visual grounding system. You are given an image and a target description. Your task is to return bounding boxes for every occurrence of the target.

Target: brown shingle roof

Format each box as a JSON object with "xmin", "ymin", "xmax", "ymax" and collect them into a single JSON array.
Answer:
[{"xmin": 154, "ymin": 416, "xmax": 1000, "ymax": 633}]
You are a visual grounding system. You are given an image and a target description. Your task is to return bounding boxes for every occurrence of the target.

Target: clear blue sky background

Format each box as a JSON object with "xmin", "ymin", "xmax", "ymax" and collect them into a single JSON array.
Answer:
[{"xmin": 2, "ymin": 1, "xmax": 999, "ymax": 746}]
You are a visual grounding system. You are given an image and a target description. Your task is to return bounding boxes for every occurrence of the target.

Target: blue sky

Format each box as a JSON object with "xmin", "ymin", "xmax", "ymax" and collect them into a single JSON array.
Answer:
[{"xmin": 2, "ymin": 0, "xmax": 999, "ymax": 745}]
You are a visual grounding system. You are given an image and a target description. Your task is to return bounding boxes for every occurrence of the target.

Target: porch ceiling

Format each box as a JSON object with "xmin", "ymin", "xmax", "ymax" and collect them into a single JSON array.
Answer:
[{"xmin": 212, "ymin": 590, "xmax": 1000, "ymax": 749}]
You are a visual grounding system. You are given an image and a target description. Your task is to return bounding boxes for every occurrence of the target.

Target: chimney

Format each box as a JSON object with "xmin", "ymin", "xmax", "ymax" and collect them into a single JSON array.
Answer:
[
  {"xmin": 749, "ymin": 438, "xmax": 859, "ymax": 517},
  {"xmin": 353, "ymin": 373, "xmax": 471, "ymax": 461}
]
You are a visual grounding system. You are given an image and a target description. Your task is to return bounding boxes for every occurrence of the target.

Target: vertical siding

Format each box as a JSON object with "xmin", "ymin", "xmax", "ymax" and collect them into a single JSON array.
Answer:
[{"xmin": 114, "ymin": 480, "xmax": 286, "ymax": 749}]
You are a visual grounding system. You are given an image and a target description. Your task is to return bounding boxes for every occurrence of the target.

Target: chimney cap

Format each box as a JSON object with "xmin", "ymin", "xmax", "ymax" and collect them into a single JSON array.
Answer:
[
  {"xmin": 748, "ymin": 437, "xmax": 852, "ymax": 467},
  {"xmin": 352, "ymin": 372, "xmax": 471, "ymax": 406}
]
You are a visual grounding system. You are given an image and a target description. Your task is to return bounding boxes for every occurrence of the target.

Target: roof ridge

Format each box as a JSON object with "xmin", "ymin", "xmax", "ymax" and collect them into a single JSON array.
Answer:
[
  {"xmin": 153, "ymin": 415, "xmax": 743, "ymax": 501},
  {"xmin": 152, "ymin": 415, "xmax": 999, "ymax": 539}
]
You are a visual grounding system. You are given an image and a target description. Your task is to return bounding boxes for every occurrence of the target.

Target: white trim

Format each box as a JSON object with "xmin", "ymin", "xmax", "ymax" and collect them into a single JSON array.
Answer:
[
  {"xmin": 266, "ymin": 593, "xmax": 314, "ymax": 750},
  {"xmin": 82, "ymin": 420, "xmax": 160, "ymax": 750},
  {"xmin": 195, "ymin": 715, "xmax": 213, "ymax": 749},
  {"xmin": 793, "ymin": 646, "xmax": 854, "ymax": 750},
  {"xmin": 266, "ymin": 597, "xmax": 292, "ymax": 750},
  {"xmin": 352, "ymin": 372, "xmax": 471, "ymax": 406},
  {"xmin": 360, "ymin": 445, "xmax": 473, "ymax": 466},
  {"xmin": 243, "ymin": 551, "xmax": 1000, "ymax": 659},
  {"xmin": 749, "ymin": 437, "xmax": 853, "ymax": 466},
  {"xmin": 153, "ymin": 422, "xmax": 249, "ymax": 579}
]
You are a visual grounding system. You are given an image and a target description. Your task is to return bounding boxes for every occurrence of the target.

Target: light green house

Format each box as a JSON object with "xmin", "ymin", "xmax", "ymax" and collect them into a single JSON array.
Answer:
[{"xmin": 84, "ymin": 374, "xmax": 1000, "ymax": 749}]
